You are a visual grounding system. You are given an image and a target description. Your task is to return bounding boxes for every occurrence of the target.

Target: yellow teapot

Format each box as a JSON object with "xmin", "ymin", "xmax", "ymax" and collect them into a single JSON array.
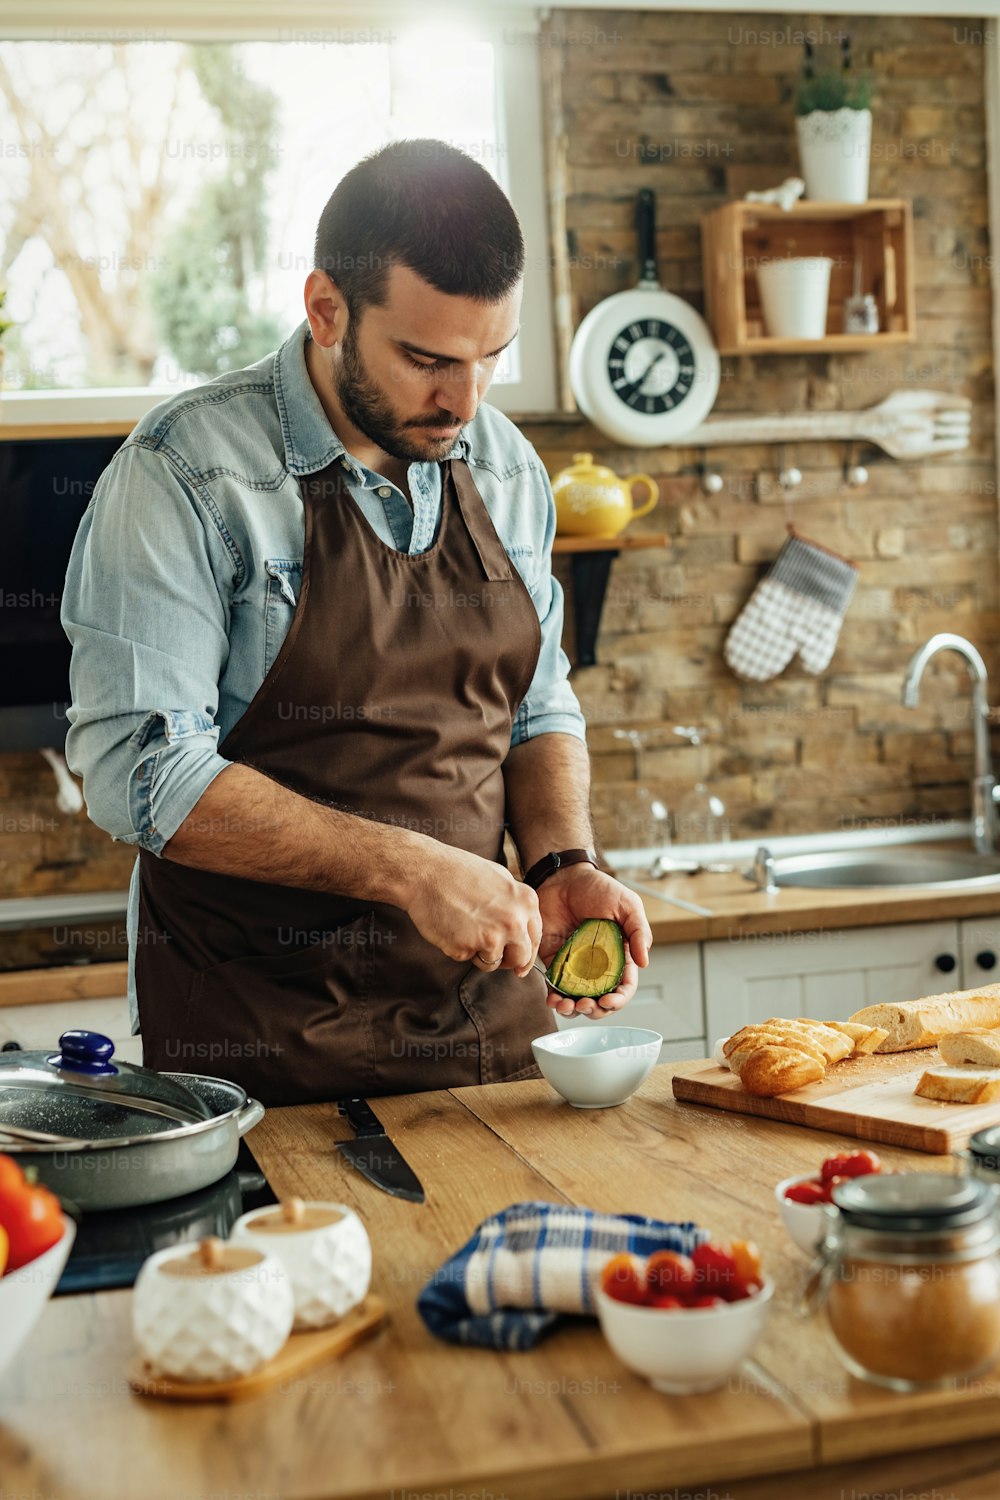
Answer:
[{"xmin": 550, "ymin": 453, "xmax": 659, "ymax": 540}]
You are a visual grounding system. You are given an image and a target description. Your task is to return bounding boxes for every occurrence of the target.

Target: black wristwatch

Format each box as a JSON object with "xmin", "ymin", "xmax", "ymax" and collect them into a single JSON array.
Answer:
[{"xmin": 522, "ymin": 848, "xmax": 598, "ymax": 890}]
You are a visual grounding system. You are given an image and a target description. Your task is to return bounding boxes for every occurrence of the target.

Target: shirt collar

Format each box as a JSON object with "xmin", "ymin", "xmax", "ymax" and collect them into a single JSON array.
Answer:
[{"xmin": 273, "ymin": 320, "xmax": 470, "ymax": 477}]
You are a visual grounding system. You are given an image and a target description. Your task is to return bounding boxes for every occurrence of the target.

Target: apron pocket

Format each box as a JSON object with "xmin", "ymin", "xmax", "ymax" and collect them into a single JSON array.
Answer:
[
  {"xmin": 457, "ymin": 965, "xmax": 551, "ymax": 1086},
  {"xmin": 182, "ymin": 913, "xmax": 377, "ymax": 1104}
]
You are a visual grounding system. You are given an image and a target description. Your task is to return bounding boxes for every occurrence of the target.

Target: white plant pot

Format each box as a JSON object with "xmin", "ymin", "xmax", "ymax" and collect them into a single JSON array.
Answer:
[
  {"xmin": 796, "ymin": 107, "xmax": 872, "ymax": 204},
  {"xmin": 756, "ymin": 257, "xmax": 833, "ymax": 340}
]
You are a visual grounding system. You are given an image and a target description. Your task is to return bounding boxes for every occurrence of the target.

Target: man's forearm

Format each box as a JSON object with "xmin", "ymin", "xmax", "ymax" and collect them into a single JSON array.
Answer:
[
  {"xmin": 502, "ymin": 733, "xmax": 595, "ymax": 874},
  {"xmin": 161, "ymin": 762, "xmax": 424, "ymax": 907}
]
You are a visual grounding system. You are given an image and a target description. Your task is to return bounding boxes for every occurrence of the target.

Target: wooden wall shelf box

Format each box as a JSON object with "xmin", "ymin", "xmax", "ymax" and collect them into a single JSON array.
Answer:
[{"xmin": 701, "ymin": 199, "xmax": 916, "ymax": 355}]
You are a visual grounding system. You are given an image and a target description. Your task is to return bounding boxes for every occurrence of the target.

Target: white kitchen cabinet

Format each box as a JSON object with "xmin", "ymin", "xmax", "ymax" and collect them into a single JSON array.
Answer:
[
  {"xmin": 958, "ymin": 917, "xmax": 1000, "ymax": 988},
  {"xmin": 702, "ymin": 920, "xmax": 962, "ymax": 1042},
  {"xmin": 555, "ymin": 941, "xmax": 704, "ymax": 1055}
]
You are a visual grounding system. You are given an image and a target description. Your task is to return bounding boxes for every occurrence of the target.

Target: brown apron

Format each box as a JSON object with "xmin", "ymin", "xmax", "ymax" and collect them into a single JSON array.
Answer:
[{"xmin": 135, "ymin": 457, "xmax": 555, "ymax": 1105}]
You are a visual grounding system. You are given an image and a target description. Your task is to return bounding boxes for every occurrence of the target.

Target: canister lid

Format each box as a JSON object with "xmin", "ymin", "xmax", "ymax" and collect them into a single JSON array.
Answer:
[
  {"xmin": 832, "ymin": 1171, "xmax": 997, "ymax": 1232},
  {"xmin": 968, "ymin": 1126, "xmax": 1000, "ymax": 1175}
]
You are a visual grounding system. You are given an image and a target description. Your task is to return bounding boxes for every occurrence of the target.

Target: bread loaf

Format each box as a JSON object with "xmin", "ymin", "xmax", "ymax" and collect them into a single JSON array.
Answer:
[
  {"xmin": 914, "ymin": 1067, "xmax": 1000, "ymax": 1105},
  {"xmin": 849, "ymin": 984, "xmax": 1000, "ymax": 1052},
  {"xmin": 938, "ymin": 1030, "xmax": 1000, "ymax": 1068},
  {"xmin": 733, "ymin": 1044, "xmax": 825, "ymax": 1097}
]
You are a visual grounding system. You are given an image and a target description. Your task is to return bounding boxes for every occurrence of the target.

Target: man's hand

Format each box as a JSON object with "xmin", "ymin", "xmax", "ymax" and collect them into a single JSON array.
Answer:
[
  {"xmin": 406, "ymin": 843, "xmax": 543, "ymax": 977},
  {"xmin": 536, "ymin": 865, "xmax": 652, "ymax": 1019}
]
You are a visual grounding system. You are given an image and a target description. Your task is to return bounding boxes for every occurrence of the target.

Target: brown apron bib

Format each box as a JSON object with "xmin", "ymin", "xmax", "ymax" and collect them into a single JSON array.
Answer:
[{"xmin": 135, "ymin": 458, "xmax": 555, "ymax": 1105}]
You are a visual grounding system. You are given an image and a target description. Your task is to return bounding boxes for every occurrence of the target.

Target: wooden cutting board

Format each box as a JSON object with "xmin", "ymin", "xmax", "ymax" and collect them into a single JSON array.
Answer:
[{"xmin": 671, "ymin": 1049, "xmax": 1000, "ymax": 1153}]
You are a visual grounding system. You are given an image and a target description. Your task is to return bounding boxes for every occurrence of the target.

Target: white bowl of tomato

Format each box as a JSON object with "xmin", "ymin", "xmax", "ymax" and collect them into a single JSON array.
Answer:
[
  {"xmin": 0, "ymin": 1154, "xmax": 75, "ymax": 1380},
  {"xmin": 776, "ymin": 1148, "xmax": 882, "ymax": 1257},
  {"xmin": 594, "ymin": 1239, "xmax": 774, "ymax": 1394}
]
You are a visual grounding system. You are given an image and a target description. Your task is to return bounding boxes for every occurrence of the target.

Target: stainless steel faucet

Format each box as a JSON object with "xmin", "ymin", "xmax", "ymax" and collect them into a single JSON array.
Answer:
[{"xmin": 902, "ymin": 632, "xmax": 997, "ymax": 854}]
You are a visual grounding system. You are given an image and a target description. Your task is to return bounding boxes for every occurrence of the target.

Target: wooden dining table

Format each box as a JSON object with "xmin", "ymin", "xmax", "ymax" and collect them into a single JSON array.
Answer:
[{"xmin": 4, "ymin": 1062, "xmax": 1000, "ymax": 1500}]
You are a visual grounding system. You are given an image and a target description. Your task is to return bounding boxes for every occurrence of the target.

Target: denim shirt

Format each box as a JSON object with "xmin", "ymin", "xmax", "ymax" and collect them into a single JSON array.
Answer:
[{"xmin": 61, "ymin": 322, "xmax": 585, "ymax": 1023}]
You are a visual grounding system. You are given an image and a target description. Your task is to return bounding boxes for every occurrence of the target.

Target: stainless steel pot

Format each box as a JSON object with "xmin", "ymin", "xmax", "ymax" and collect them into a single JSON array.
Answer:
[{"xmin": 0, "ymin": 1032, "xmax": 264, "ymax": 1210}]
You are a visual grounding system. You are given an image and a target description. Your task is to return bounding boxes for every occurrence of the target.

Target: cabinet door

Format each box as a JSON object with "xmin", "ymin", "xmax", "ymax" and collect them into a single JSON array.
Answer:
[
  {"xmin": 703, "ymin": 920, "xmax": 961, "ymax": 1042},
  {"xmin": 555, "ymin": 942, "xmax": 704, "ymax": 1052},
  {"xmin": 959, "ymin": 917, "xmax": 1000, "ymax": 989}
]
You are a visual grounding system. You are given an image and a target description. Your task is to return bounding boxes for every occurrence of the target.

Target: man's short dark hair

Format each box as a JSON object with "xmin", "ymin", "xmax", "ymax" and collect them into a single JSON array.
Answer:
[{"xmin": 313, "ymin": 138, "xmax": 524, "ymax": 316}]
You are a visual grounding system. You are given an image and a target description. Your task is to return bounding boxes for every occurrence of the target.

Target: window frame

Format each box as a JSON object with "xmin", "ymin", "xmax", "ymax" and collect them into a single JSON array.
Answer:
[{"xmin": 0, "ymin": 3, "xmax": 557, "ymax": 421}]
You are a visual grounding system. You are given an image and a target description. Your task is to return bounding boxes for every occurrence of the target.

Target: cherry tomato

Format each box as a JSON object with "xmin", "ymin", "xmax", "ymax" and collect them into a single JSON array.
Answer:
[
  {"xmin": 784, "ymin": 1180, "xmax": 827, "ymax": 1206},
  {"xmin": 689, "ymin": 1294, "xmax": 726, "ymax": 1309},
  {"xmin": 600, "ymin": 1252, "xmax": 647, "ymax": 1305},
  {"xmin": 0, "ymin": 1222, "xmax": 8, "ymax": 1278},
  {"xmin": 821, "ymin": 1174, "xmax": 852, "ymax": 1204},
  {"xmin": 647, "ymin": 1293, "xmax": 684, "ymax": 1309},
  {"xmin": 821, "ymin": 1149, "xmax": 881, "ymax": 1182},
  {"xmin": 691, "ymin": 1242, "xmax": 737, "ymax": 1293},
  {"xmin": 0, "ymin": 1154, "xmax": 64, "ymax": 1273},
  {"xmin": 645, "ymin": 1250, "xmax": 696, "ymax": 1301}
]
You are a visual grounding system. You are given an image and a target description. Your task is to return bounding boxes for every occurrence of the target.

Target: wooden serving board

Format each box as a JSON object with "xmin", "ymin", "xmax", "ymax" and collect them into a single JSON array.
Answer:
[
  {"xmin": 128, "ymin": 1294, "xmax": 385, "ymax": 1403},
  {"xmin": 672, "ymin": 1050, "xmax": 1000, "ymax": 1153}
]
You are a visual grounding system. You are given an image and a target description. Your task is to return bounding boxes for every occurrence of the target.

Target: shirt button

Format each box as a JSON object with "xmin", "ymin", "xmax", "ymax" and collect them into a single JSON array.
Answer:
[{"xmin": 378, "ymin": 486, "xmax": 392, "ymax": 498}]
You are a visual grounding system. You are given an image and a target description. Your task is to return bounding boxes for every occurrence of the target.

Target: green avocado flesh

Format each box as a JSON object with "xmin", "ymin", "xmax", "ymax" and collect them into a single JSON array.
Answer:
[{"xmin": 546, "ymin": 919, "xmax": 626, "ymax": 998}]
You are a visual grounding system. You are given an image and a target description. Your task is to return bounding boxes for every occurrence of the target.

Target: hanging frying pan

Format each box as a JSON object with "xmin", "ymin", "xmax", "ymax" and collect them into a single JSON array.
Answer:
[{"xmin": 569, "ymin": 188, "xmax": 720, "ymax": 445}]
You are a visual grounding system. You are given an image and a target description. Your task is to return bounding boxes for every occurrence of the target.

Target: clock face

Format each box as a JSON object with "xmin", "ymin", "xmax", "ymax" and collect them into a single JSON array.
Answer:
[{"xmin": 607, "ymin": 319, "xmax": 696, "ymax": 414}]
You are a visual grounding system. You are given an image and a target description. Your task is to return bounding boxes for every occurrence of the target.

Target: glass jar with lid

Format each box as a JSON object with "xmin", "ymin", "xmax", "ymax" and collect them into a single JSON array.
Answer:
[
  {"xmin": 806, "ymin": 1172, "xmax": 1000, "ymax": 1391},
  {"xmin": 958, "ymin": 1125, "xmax": 1000, "ymax": 1186}
]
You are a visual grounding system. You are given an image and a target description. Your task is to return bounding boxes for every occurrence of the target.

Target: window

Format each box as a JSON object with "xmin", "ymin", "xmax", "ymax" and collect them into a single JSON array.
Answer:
[{"xmin": 0, "ymin": 9, "xmax": 555, "ymax": 415}]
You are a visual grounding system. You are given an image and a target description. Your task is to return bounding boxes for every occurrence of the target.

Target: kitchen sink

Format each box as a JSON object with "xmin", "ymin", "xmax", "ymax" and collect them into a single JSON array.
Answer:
[{"xmin": 766, "ymin": 847, "xmax": 1000, "ymax": 890}]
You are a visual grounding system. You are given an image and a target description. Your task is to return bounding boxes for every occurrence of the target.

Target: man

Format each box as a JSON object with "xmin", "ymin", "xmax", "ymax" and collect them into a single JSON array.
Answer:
[{"xmin": 62, "ymin": 140, "xmax": 651, "ymax": 1106}]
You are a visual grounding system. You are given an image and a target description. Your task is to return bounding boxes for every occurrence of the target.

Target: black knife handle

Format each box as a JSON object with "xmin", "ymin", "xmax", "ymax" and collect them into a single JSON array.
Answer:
[
  {"xmin": 338, "ymin": 1097, "xmax": 386, "ymax": 1138},
  {"xmin": 636, "ymin": 188, "xmax": 658, "ymax": 284}
]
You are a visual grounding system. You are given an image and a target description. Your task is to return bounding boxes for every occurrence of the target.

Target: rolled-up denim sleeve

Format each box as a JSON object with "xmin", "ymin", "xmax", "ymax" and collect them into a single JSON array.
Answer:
[
  {"xmin": 510, "ymin": 459, "xmax": 587, "ymax": 748},
  {"xmin": 61, "ymin": 442, "xmax": 235, "ymax": 855}
]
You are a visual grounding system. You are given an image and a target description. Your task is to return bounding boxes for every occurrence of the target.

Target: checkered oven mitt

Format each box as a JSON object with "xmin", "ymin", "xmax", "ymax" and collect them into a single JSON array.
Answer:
[
  {"xmin": 417, "ymin": 1200, "xmax": 707, "ymax": 1350},
  {"xmin": 724, "ymin": 528, "xmax": 859, "ymax": 682}
]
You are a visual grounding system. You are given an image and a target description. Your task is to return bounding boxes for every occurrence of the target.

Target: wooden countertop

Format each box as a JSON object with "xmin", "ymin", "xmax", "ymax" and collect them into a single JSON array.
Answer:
[
  {"xmin": 5, "ymin": 1068, "xmax": 1000, "ymax": 1500},
  {"xmin": 633, "ymin": 843, "xmax": 1000, "ymax": 944}
]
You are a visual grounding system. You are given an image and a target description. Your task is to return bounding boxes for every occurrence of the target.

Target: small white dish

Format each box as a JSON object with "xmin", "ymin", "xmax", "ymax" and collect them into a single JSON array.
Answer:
[
  {"xmin": 0, "ymin": 1216, "xmax": 76, "ymax": 1379},
  {"xmin": 531, "ymin": 1027, "xmax": 662, "ymax": 1108},
  {"xmin": 775, "ymin": 1175, "xmax": 834, "ymax": 1257},
  {"xmin": 231, "ymin": 1199, "xmax": 371, "ymax": 1331},
  {"xmin": 595, "ymin": 1276, "xmax": 774, "ymax": 1393}
]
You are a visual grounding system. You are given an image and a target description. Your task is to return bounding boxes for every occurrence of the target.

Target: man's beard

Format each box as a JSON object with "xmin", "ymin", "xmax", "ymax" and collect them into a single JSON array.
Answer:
[{"xmin": 333, "ymin": 323, "xmax": 465, "ymax": 463}]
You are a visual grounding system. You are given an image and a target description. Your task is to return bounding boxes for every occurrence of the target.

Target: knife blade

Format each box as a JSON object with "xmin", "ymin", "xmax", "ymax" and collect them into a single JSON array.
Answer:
[{"xmin": 335, "ymin": 1097, "xmax": 426, "ymax": 1203}]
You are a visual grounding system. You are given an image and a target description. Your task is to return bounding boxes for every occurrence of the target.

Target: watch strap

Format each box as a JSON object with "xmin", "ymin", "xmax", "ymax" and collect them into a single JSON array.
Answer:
[{"xmin": 522, "ymin": 848, "xmax": 598, "ymax": 890}]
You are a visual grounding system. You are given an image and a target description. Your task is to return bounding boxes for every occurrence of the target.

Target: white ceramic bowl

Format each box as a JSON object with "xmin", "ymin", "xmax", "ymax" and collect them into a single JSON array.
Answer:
[
  {"xmin": 595, "ymin": 1276, "xmax": 775, "ymax": 1393},
  {"xmin": 531, "ymin": 1027, "xmax": 662, "ymax": 1108},
  {"xmin": 231, "ymin": 1201, "xmax": 372, "ymax": 1330},
  {"xmin": 0, "ymin": 1216, "xmax": 76, "ymax": 1379},
  {"xmin": 776, "ymin": 1175, "xmax": 834, "ymax": 1257}
]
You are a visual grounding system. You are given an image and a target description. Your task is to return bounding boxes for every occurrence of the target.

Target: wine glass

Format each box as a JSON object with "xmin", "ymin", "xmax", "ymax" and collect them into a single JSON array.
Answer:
[
  {"xmin": 612, "ymin": 728, "xmax": 671, "ymax": 862},
  {"xmin": 671, "ymin": 726, "xmax": 729, "ymax": 849}
]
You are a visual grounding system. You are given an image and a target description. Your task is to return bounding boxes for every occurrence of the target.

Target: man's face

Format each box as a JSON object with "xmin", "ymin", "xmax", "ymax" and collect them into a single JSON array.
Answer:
[{"xmin": 330, "ymin": 263, "xmax": 522, "ymax": 463}]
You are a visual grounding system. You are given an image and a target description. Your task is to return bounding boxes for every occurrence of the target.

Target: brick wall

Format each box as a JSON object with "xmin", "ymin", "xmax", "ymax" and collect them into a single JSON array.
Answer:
[
  {"xmin": 0, "ymin": 8, "xmax": 996, "ymax": 963},
  {"xmin": 519, "ymin": 7, "xmax": 997, "ymax": 852}
]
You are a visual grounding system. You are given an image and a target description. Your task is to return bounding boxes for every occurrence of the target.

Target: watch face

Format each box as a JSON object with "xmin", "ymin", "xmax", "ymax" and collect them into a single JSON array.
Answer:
[{"xmin": 607, "ymin": 318, "xmax": 696, "ymax": 413}]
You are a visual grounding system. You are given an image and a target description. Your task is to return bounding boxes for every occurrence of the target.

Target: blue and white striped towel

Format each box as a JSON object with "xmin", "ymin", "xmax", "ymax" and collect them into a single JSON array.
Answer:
[{"xmin": 417, "ymin": 1200, "xmax": 708, "ymax": 1350}]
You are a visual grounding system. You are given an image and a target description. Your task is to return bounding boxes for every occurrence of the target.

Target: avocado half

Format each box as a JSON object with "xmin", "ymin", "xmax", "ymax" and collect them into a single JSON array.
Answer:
[{"xmin": 546, "ymin": 919, "xmax": 626, "ymax": 999}]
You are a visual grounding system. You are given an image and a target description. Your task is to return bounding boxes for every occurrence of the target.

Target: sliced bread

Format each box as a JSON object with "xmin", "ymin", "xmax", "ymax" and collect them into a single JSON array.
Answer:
[
  {"xmin": 849, "ymin": 983, "xmax": 1000, "ymax": 1052},
  {"xmin": 823, "ymin": 1020, "xmax": 890, "ymax": 1055},
  {"xmin": 914, "ymin": 1066, "xmax": 1000, "ymax": 1105},
  {"xmin": 938, "ymin": 1030, "xmax": 1000, "ymax": 1068}
]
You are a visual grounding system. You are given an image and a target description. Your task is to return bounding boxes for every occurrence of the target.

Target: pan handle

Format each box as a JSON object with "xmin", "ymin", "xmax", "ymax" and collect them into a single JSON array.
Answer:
[
  {"xmin": 636, "ymin": 188, "xmax": 659, "ymax": 286},
  {"xmin": 237, "ymin": 1098, "xmax": 265, "ymax": 1136}
]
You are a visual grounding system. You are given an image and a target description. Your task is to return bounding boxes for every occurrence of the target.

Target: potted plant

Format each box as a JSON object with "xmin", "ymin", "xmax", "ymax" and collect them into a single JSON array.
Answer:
[{"xmin": 796, "ymin": 35, "xmax": 873, "ymax": 204}]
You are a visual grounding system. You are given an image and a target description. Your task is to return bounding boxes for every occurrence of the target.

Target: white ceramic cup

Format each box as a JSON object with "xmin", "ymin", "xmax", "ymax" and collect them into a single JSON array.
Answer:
[
  {"xmin": 132, "ymin": 1235, "xmax": 295, "ymax": 1382},
  {"xmin": 231, "ymin": 1199, "xmax": 372, "ymax": 1331},
  {"xmin": 757, "ymin": 257, "xmax": 833, "ymax": 340}
]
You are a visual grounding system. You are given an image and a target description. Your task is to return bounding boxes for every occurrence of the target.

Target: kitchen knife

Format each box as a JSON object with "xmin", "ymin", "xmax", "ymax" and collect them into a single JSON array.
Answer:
[{"xmin": 335, "ymin": 1097, "xmax": 426, "ymax": 1203}]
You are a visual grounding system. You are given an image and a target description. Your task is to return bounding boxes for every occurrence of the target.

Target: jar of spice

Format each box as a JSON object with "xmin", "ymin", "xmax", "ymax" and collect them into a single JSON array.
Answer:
[{"xmin": 806, "ymin": 1172, "xmax": 1000, "ymax": 1391}]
